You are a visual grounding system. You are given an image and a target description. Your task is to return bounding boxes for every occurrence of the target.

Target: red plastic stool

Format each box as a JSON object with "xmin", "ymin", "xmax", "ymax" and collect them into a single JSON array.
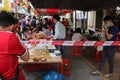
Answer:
[
  {"xmin": 93, "ymin": 49, "xmax": 102, "ymax": 62},
  {"xmin": 60, "ymin": 58, "xmax": 70, "ymax": 75},
  {"xmin": 117, "ymin": 32, "xmax": 120, "ymax": 52},
  {"xmin": 72, "ymin": 46, "xmax": 83, "ymax": 56}
]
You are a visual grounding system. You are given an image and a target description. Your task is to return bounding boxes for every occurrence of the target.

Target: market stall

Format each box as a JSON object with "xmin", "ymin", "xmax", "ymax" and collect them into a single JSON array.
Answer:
[
  {"xmin": 19, "ymin": 44, "xmax": 62, "ymax": 64},
  {"xmin": 19, "ymin": 40, "xmax": 63, "ymax": 79}
]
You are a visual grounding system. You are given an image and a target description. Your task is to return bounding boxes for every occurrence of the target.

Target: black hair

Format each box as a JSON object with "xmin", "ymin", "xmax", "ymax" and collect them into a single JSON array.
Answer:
[
  {"xmin": 75, "ymin": 28, "xmax": 81, "ymax": 34},
  {"xmin": 47, "ymin": 22, "xmax": 52, "ymax": 26},
  {"xmin": 23, "ymin": 27, "xmax": 29, "ymax": 33},
  {"xmin": 33, "ymin": 16, "xmax": 36, "ymax": 19},
  {"xmin": 103, "ymin": 15, "xmax": 114, "ymax": 22},
  {"xmin": 52, "ymin": 14, "xmax": 60, "ymax": 21},
  {"xmin": 89, "ymin": 30, "xmax": 95, "ymax": 34},
  {"xmin": 42, "ymin": 24, "xmax": 48, "ymax": 29},
  {"xmin": 0, "ymin": 11, "xmax": 15, "ymax": 28},
  {"xmin": 44, "ymin": 18, "xmax": 48, "ymax": 21},
  {"xmin": 14, "ymin": 18, "xmax": 18, "ymax": 24},
  {"xmin": 62, "ymin": 18, "xmax": 65, "ymax": 20}
]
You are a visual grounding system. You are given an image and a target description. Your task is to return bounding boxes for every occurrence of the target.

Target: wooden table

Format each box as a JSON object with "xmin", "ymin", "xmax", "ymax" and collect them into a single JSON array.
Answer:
[
  {"xmin": 19, "ymin": 57, "xmax": 62, "ymax": 64},
  {"xmin": 19, "ymin": 56, "xmax": 62, "ymax": 80}
]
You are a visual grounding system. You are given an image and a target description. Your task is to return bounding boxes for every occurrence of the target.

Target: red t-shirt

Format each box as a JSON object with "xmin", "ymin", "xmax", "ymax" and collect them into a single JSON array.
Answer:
[{"xmin": 0, "ymin": 31, "xmax": 26, "ymax": 79}]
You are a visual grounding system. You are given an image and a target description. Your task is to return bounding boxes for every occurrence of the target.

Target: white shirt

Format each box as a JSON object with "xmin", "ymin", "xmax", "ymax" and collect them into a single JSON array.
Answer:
[
  {"xmin": 72, "ymin": 33, "xmax": 82, "ymax": 41},
  {"xmin": 54, "ymin": 21, "xmax": 66, "ymax": 39}
]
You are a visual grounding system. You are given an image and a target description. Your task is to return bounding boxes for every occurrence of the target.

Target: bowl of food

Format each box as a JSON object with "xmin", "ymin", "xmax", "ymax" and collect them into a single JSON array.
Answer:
[{"xmin": 32, "ymin": 58, "xmax": 40, "ymax": 62}]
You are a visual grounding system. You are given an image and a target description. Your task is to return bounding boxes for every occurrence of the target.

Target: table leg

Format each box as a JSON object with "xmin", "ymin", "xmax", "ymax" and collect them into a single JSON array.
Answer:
[{"xmin": 57, "ymin": 63, "xmax": 60, "ymax": 80}]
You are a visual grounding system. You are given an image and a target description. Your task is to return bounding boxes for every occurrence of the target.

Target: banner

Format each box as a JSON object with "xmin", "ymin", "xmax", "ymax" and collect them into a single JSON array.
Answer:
[{"xmin": 21, "ymin": 40, "xmax": 120, "ymax": 47}]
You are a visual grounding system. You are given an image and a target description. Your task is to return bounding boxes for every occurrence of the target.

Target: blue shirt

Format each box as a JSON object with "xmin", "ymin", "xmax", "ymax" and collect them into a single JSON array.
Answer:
[
  {"xmin": 105, "ymin": 25, "xmax": 118, "ymax": 49},
  {"xmin": 107, "ymin": 25, "xmax": 118, "ymax": 41},
  {"xmin": 43, "ymin": 29, "xmax": 51, "ymax": 36},
  {"xmin": 21, "ymin": 19, "xmax": 26, "ymax": 28}
]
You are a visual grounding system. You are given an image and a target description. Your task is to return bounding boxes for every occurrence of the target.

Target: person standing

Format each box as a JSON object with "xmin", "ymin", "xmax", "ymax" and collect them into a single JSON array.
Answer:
[
  {"xmin": 52, "ymin": 14, "xmax": 66, "ymax": 57},
  {"xmin": 20, "ymin": 15, "xmax": 26, "ymax": 32},
  {"xmin": 91, "ymin": 16, "xmax": 118, "ymax": 78},
  {"xmin": 0, "ymin": 11, "xmax": 29, "ymax": 80}
]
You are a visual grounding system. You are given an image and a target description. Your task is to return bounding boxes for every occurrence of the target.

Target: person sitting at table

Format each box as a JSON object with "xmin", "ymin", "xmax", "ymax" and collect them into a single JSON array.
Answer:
[
  {"xmin": 0, "ymin": 11, "xmax": 29, "ymax": 80},
  {"xmin": 42, "ymin": 24, "xmax": 51, "ymax": 36}
]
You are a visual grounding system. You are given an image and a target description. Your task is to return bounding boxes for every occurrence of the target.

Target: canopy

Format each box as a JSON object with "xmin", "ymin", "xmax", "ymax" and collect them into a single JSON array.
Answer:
[
  {"xmin": 36, "ymin": 8, "xmax": 73, "ymax": 15},
  {"xmin": 28, "ymin": 0, "xmax": 120, "ymax": 11},
  {"xmin": 16, "ymin": 0, "xmax": 28, "ymax": 4}
]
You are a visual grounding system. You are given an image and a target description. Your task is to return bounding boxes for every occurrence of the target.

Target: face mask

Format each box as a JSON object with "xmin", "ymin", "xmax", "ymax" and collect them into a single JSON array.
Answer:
[{"xmin": 105, "ymin": 24, "xmax": 110, "ymax": 28}]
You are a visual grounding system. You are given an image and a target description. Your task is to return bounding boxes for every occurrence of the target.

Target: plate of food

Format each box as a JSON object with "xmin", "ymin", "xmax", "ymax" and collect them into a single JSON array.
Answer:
[
  {"xmin": 40, "ymin": 57, "xmax": 47, "ymax": 62},
  {"xmin": 32, "ymin": 58, "xmax": 40, "ymax": 62}
]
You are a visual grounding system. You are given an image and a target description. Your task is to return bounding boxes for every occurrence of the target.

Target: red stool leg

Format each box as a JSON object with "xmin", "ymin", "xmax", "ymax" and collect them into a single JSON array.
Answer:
[
  {"xmin": 93, "ymin": 49, "xmax": 100, "ymax": 62},
  {"xmin": 72, "ymin": 46, "xmax": 79, "ymax": 56},
  {"xmin": 79, "ymin": 47, "xmax": 83, "ymax": 56},
  {"xmin": 60, "ymin": 58, "xmax": 70, "ymax": 75}
]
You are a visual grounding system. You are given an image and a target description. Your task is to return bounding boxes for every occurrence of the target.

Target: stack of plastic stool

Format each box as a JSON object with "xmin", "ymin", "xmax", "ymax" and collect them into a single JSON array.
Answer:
[{"xmin": 60, "ymin": 58, "xmax": 70, "ymax": 75}]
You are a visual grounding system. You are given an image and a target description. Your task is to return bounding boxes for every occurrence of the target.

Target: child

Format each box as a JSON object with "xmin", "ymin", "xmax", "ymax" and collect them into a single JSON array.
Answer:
[
  {"xmin": 0, "ymin": 11, "xmax": 29, "ymax": 80},
  {"xmin": 72, "ymin": 28, "xmax": 83, "ymax": 56}
]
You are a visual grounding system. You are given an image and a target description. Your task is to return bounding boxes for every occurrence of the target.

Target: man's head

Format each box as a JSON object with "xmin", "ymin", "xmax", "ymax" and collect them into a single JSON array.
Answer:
[
  {"xmin": 103, "ymin": 16, "xmax": 114, "ymax": 27},
  {"xmin": 52, "ymin": 14, "xmax": 60, "ymax": 23},
  {"xmin": 42, "ymin": 24, "xmax": 48, "ymax": 31},
  {"xmin": 0, "ymin": 11, "xmax": 15, "ymax": 30}
]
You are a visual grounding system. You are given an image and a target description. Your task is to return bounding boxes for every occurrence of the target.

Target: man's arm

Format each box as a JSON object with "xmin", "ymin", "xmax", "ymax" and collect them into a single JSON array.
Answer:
[
  {"xmin": 20, "ymin": 43, "xmax": 29, "ymax": 61},
  {"xmin": 104, "ymin": 28, "xmax": 113, "ymax": 40},
  {"xmin": 9, "ymin": 33, "xmax": 30, "ymax": 61},
  {"xmin": 20, "ymin": 50, "xmax": 29, "ymax": 61},
  {"xmin": 54, "ymin": 24, "xmax": 60, "ymax": 39}
]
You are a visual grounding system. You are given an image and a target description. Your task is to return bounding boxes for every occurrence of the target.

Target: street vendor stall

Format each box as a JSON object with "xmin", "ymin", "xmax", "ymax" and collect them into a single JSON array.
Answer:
[
  {"xmin": 19, "ymin": 45, "xmax": 62, "ymax": 64},
  {"xmin": 19, "ymin": 40, "xmax": 63, "ymax": 80}
]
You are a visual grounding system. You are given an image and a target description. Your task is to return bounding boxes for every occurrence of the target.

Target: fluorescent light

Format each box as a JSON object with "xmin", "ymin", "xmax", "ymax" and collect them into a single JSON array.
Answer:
[{"xmin": 117, "ymin": 6, "xmax": 120, "ymax": 10}]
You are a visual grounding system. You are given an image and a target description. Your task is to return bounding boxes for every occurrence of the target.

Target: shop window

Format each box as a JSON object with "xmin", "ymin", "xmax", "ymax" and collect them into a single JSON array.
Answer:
[
  {"xmin": 0, "ymin": 0, "xmax": 4, "ymax": 7},
  {"xmin": 0, "ymin": 0, "xmax": 2, "ymax": 3}
]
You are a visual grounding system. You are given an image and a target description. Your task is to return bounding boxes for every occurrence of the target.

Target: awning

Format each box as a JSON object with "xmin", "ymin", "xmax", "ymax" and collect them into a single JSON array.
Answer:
[
  {"xmin": 16, "ymin": 0, "xmax": 28, "ymax": 4},
  {"xmin": 36, "ymin": 8, "xmax": 73, "ymax": 15},
  {"xmin": 28, "ymin": 0, "xmax": 120, "ymax": 11}
]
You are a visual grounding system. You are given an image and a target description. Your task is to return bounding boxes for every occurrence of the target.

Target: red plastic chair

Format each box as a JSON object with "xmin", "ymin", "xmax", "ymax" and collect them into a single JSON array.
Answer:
[
  {"xmin": 93, "ymin": 48, "xmax": 102, "ymax": 62},
  {"xmin": 116, "ymin": 32, "xmax": 120, "ymax": 52},
  {"xmin": 60, "ymin": 58, "xmax": 70, "ymax": 75},
  {"xmin": 72, "ymin": 46, "xmax": 83, "ymax": 56}
]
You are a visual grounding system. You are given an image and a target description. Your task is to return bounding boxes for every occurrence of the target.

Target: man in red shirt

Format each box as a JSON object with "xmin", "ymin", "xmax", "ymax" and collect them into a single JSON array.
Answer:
[{"xmin": 0, "ymin": 11, "xmax": 29, "ymax": 80}]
